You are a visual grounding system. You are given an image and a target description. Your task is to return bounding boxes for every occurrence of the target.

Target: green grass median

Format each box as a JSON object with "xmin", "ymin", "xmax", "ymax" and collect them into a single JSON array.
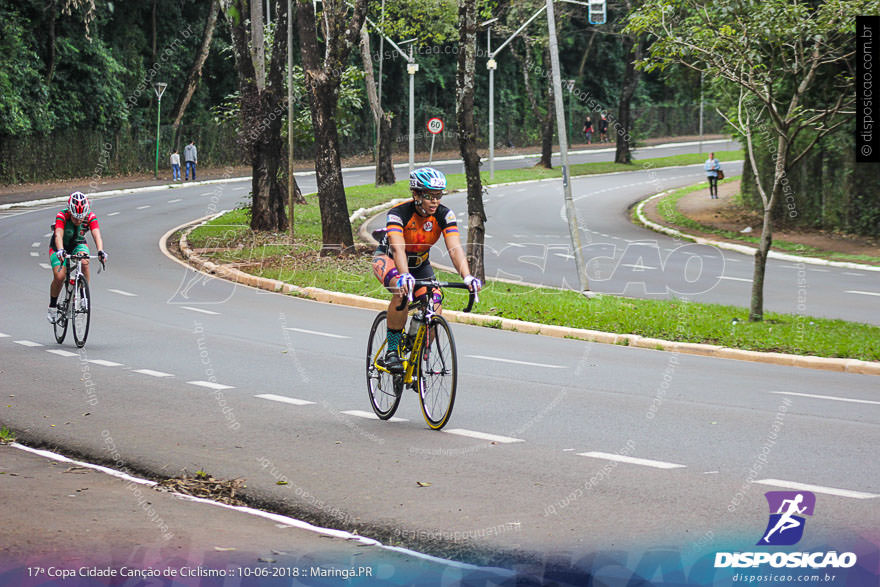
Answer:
[{"xmin": 186, "ymin": 151, "xmax": 880, "ymax": 363}]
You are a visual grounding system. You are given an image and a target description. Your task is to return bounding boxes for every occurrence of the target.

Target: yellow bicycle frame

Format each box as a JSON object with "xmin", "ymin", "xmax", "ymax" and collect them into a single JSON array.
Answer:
[{"xmin": 371, "ymin": 316, "xmax": 428, "ymax": 386}]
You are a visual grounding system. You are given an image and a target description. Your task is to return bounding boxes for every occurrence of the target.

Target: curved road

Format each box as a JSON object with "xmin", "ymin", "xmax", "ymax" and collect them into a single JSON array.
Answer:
[{"xmin": 1, "ymin": 142, "xmax": 878, "ymax": 581}]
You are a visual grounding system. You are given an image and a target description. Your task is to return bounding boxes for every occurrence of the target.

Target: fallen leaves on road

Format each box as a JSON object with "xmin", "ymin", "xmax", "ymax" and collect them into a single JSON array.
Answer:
[
  {"xmin": 416, "ymin": 481, "xmax": 431, "ymax": 487},
  {"xmin": 157, "ymin": 471, "xmax": 247, "ymax": 506}
]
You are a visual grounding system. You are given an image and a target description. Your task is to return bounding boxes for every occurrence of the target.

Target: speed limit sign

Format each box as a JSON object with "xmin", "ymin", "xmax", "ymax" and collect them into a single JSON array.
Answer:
[{"xmin": 427, "ymin": 118, "xmax": 444, "ymax": 134}]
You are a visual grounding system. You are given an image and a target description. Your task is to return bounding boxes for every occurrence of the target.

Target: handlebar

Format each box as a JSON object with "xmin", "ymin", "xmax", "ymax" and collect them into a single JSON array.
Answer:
[
  {"xmin": 394, "ymin": 279, "xmax": 477, "ymax": 313},
  {"xmin": 64, "ymin": 252, "xmax": 106, "ymax": 272}
]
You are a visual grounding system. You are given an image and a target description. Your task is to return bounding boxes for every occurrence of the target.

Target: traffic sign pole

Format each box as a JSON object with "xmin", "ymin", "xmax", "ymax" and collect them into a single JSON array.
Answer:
[{"xmin": 426, "ymin": 118, "xmax": 443, "ymax": 165}]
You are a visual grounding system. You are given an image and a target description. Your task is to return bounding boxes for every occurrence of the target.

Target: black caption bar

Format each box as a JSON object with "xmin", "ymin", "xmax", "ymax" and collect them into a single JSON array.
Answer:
[{"xmin": 857, "ymin": 16, "xmax": 879, "ymax": 163}]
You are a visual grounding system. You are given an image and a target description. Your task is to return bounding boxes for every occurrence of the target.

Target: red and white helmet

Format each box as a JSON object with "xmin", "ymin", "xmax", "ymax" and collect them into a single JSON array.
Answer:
[{"xmin": 68, "ymin": 191, "xmax": 90, "ymax": 220}]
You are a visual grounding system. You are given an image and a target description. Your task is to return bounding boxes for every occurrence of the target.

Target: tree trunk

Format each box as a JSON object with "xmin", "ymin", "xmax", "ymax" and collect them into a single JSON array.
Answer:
[
  {"xmin": 539, "ymin": 73, "xmax": 554, "ymax": 169},
  {"xmin": 614, "ymin": 36, "xmax": 641, "ymax": 164},
  {"xmin": 358, "ymin": 25, "xmax": 395, "ymax": 185},
  {"xmin": 171, "ymin": 0, "xmax": 220, "ymax": 151},
  {"xmin": 46, "ymin": 0, "xmax": 57, "ymax": 84},
  {"xmin": 456, "ymin": 0, "xmax": 486, "ymax": 281},
  {"xmin": 296, "ymin": 0, "xmax": 367, "ymax": 253}
]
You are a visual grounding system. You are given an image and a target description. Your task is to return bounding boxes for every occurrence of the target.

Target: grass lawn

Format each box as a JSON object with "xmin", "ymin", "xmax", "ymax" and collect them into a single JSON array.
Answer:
[{"xmin": 186, "ymin": 151, "xmax": 880, "ymax": 362}]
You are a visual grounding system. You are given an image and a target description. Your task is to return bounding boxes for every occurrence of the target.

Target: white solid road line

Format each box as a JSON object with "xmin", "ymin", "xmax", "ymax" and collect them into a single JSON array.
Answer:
[
  {"xmin": 182, "ymin": 306, "xmax": 220, "ymax": 315},
  {"xmin": 255, "ymin": 393, "xmax": 316, "ymax": 406},
  {"xmin": 443, "ymin": 429, "xmax": 524, "ymax": 444},
  {"xmin": 88, "ymin": 359, "xmax": 123, "ymax": 367},
  {"xmin": 578, "ymin": 451, "xmax": 687, "ymax": 469},
  {"xmin": 108, "ymin": 288, "xmax": 138, "ymax": 297},
  {"xmin": 285, "ymin": 327, "xmax": 349, "ymax": 339},
  {"xmin": 845, "ymin": 290, "xmax": 880, "ymax": 297},
  {"xmin": 13, "ymin": 340, "xmax": 43, "ymax": 347},
  {"xmin": 46, "ymin": 349, "xmax": 78, "ymax": 357},
  {"xmin": 341, "ymin": 409, "xmax": 408, "ymax": 423},
  {"xmin": 755, "ymin": 479, "xmax": 879, "ymax": 499},
  {"xmin": 134, "ymin": 369, "xmax": 174, "ymax": 378},
  {"xmin": 467, "ymin": 355, "xmax": 566, "ymax": 369},
  {"xmin": 187, "ymin": 380, "xmax": 234, "ymax": 390},
  {"xmin": 771, "ymin": 391, "xmax": 880, "ymax": 406}
]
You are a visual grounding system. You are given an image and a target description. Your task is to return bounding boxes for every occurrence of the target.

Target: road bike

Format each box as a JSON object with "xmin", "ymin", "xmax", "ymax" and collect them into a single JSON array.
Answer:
[
  {"xmin": 53, "ymin": 253, "xmax": 103, "ymax": 348},
  {"xmin": 366, "ymin": 279, "xmax": 476, "ymax": 430}
]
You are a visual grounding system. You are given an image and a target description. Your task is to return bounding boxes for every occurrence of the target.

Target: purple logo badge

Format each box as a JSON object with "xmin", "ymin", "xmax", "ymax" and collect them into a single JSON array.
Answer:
[{"xmin": 758, "ymin": 491, "xmax": 816, "ymax": 546}]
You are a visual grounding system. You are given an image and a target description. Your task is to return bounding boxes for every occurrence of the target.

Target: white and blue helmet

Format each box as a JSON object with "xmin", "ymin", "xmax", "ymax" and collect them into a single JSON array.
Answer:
[{"xmin": 409, "ymin": 167, "xmax": 447, "ymax": 192}]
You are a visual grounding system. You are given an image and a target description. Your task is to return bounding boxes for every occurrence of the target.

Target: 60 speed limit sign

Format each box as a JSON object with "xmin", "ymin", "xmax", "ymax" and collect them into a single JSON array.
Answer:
[{"xmin": 427, "ymin": 118, "xmax": 444, "ymax": 134}]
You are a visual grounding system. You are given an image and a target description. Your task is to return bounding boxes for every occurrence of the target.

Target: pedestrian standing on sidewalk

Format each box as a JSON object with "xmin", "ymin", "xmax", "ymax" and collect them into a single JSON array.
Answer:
[
  {"xmin": 170, "ymin": 149, "xmax": 181, "ymax": 181},
  {"xmin": 184, "ymin": 140, "xmax": 198, "ymax": 181},
  {"xmin": 598, "ymin": 114, "xmax": 609, "ymax": 143},
  {"xmin": 582, "ymin": 116, "xmax": 594, "ymax": 145},
  {"xmin": 705, "ymin": 152, "xmax": 722, "ymax": 199}
]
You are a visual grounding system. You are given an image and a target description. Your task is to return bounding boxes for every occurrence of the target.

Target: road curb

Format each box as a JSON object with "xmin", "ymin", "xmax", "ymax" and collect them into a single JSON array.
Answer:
[
  {"xmin": 634, "ymin": 191, "xmax": 880, "ymax": 272},
  {"xmin": 169, "ymin": 216, "xmax": 879, "ymax": 377}
]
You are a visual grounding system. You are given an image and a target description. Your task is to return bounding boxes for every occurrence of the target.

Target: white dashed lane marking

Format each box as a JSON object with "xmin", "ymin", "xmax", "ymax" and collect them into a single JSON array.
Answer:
[
  {"xmin": 842, "ymin": 272, "xmax": 865, "ymax": 277},
  {"xmin": 845, "ymin": 290, "xmax": 880, "ymax": 297},
  {"xmin": 107, "ymin": 212, "xmax": 120, "ymax": 216},
  {"xmin": 168, "ymin": 198, "xmax": 183, "ymax": 203},
  {"xmin": 109, "ymin": 289, "xmax": 138, "ymax": 297},
  {"xmin": 13, "ymin": 340, "xmax": 43, "ymax": 347},
  {"xmin": 284, "ymin": 328, "xmax": 349, "ymax": 339},
  {"xmin": 136, "ymin": 205, "xmax": 151, "ymax": 210},
  {"xmin": 578, "ymin": 451, "xmax": 686, "ymax": 469},
  {"xmin": 88, "ymin": 359, "xmax": 122, "ymax": 367},
  {"xmin": 718, "ymin": 276, "xmax": 752, "ymax": 282},
  {"xmin": 182, "ymin": 306, "xmax": 220, "ymax": 315},
  {"xmin": 0, "ymin": 332, "xmax": 10, "ymax": 338},
  {"xmin": 46, "ymin": 350, "xmax": 78, "ymax": 357},
  {"xmin": 31, "ymin": 242, "xmax": 40, "ymax": 248},
  {"xmin": 341, "ymin": 410, "xmax": 407, "ymax": 423},
  {"xmin": 134, "ymin": 369, "xmax": 173, "ymax": 378},
  {"xmin": 39, "ymin": 263, "xmax": 51, "ymax": 270},
  {"xmin": 30, "ymin": 252, "xmax": 39, "ymax": 257},
  {"xmin": 255, "ymin": 394, "xmax": 315, "ymax": 406},
  {"xmin": 771, "ymin": 391, "xmax": 880, "ymax": 406},
  {"xmin": 187, "ymin": 380, "xmax": 234, "ymax": 390},
  {"xmin": 467, "ymin": 355, "xmax": 565, "ymax": 369},
  {"xmin": 755, "ymin": 479, "xmax": 879, "ymax": 500},
  {"xmin": 443, "ymin": 429, "xmax": 524, "ymax": 444}
]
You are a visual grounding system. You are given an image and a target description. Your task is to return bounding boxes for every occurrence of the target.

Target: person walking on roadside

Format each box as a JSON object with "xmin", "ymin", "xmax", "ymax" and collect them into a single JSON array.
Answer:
[
  {"xmin": 598, "ymin": 114, "xmax": 609, "ymax": 143},
  {"xmin": 582, "ymin": 116, "xmax": 594, "ymax": 145},
  {"xmin": 184, "ymin": 140, "xmax": 198, "ymax": 181},
  {"xmin": 705, "ymin": 152, "xmax": 722, "ymax": 199},
  {"xmin": 170, "ymin": 149, "xmax": 181, "ymax": 181}
]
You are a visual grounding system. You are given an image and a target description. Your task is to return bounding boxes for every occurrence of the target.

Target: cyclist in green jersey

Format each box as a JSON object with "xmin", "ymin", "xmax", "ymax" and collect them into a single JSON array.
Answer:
[{"xmin": 47, "ymin": 192, "xmax": 107, "ymax": 323}]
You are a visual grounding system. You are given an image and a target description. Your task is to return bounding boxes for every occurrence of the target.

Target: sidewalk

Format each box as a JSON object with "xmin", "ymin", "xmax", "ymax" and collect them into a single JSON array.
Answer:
[{"xmin": 0, "ymin": 443, "xmax": 496, "ymax": 585}]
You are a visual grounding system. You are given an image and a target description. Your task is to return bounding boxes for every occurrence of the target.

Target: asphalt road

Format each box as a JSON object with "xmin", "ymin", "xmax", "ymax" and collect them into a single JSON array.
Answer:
[{"xmin": 1, "ymin": 141, "xmax": 878, "ymax": 583}]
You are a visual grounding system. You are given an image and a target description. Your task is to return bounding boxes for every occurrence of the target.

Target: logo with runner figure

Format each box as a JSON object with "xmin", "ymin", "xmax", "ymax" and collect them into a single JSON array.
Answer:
[{"xmin": 758, "ymin": 491, "xmax": 815, "ymax": 546}]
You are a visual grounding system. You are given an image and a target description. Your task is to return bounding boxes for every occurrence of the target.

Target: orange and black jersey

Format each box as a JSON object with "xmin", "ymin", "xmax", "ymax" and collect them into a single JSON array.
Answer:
[{"xmin": 376, "ymin": 201, "xmax": 459, "ymax": 256}]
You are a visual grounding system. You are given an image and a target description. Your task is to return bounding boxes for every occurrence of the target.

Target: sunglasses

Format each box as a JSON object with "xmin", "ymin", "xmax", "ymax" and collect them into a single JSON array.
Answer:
[{"xmin": 419, "ymin": 192, "xmax": 443, "ymax": 201}]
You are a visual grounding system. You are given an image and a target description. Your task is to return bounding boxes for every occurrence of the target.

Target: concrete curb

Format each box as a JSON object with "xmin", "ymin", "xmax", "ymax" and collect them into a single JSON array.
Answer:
[
  {"xmin": 635, "ymin": 191, "xmax": 880, "ymax": 272},
  {"xmin": 170, "ymin": 217, "xmax": 880, "ymax": 377}
]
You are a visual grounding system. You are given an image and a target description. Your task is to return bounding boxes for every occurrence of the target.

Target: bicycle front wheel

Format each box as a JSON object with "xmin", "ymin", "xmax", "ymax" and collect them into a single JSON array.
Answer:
[
  {"xmin": 72, "ymin": 275, "xmax": 90, "ymax": 348},
  {"xmin": 54, "ymin": 282, "xmax": 70, "ymax": 344},
  {"xmin": 366, "ymin": 311, "xmax": 402, "ymax": 420},
  {"xmin": 417, "ymin": 315, "xmax": 457, "ymax": 430}
]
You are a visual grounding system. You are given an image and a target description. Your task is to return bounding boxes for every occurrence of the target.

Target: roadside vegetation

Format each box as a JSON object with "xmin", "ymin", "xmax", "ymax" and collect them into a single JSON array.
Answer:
[
  {"xmin": 187, "ymin": 152, "xmax": 880, "ymax": 363},
  {"xmin": 649, "ymin": 182, "xmax": 880, "ymax": 266}
]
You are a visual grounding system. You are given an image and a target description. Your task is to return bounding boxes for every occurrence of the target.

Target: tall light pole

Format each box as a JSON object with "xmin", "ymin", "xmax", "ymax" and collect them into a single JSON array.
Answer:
[
  {"xmin": 400, "ymin": 38, "xmax": 418, "ymax": 176},
  {"xmin": 481, "ymin": 18, "xmax": 498, "ymax": 179},
  {"xmin": 546, "ymin": 0, "xmax": 589, "ymax": 294},
  {"xmin": 153, "ymin": 82, "xmax": 167, "ymax": 179},
  {"xmin": 288, "ymin": 0, "xmax": 295, "ymax": 242}
]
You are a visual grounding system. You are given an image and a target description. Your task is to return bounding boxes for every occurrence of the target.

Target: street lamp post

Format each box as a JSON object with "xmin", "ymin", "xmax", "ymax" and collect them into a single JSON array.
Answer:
[
  {"xmin": 400, "ymin": 39, "xmax": 418, "ymax": 176},
  {"xmin": 153, "ymin": 82, "xmax": 167, "ymax": 179},
  {"xmin": 481, "ymin": 18, "xmax": 498, "ymax": 179}
]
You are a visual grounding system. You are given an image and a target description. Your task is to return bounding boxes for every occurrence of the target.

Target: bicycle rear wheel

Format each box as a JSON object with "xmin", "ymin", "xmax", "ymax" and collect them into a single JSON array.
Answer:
[
  {"xmin": 366, "ymin": 311, "xmax": 402, "ymax": 420},
  {"xmin": 53, "ymin": 282, "xmax": 70, "ymax": 344},
  {"xmin": 417, "ymin": 315, "xmax": 457, "ymax": 430},
  {"xmin": 72, "ymin": 275, "xmax": 90, "ymax": 348}
]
